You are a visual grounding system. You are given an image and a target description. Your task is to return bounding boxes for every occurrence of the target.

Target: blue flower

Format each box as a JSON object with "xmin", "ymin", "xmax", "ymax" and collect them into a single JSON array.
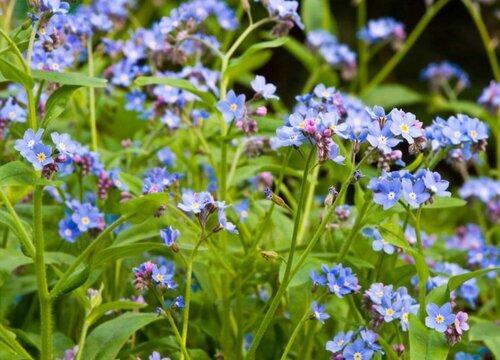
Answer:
[
  {"xmin": 328, "ymin": 142, "xmax": 345, "ymax": 164},
  {"xmin": 51, "ymin": 132, "xmax": 76, "ymax": 155},
  {"xmin": 151, "ymin": 265, "xmax": 176, "ymax": 288},
  {"xmin": 323, "ymin": 264, "xmax": 360, "ymax": 297},
  {"xmin": 358, "ymin": 17, "xmax": 406, "ymax": 45},
  {"xmin": 359, "ymin": 329, "xmax": 382, "ymax": 353},
  {"xmin": 369, "ymin": 177, "xmax": 402, "ymax": 210},
  {"xmin": 0, "ymin": 97, "xmax": 26, "ymax": 123},
  {"xmin": 266, "ymin": 0, "xmax": 304, "ymax": 29},
  {"xmin": 366, "ymin": 121, "xmax": 401, "ymax": 154},
  {"xmin": 389, "ymin": 109, "xmax": 422, "ymax": 144},
  {"xmin": 40, "ymin": 0, "xmax": 70, "ymax": 14},
  {"xmin": 343, "ymin": 339, "xmax": 374, "ymax": 360},
  {"xmin": 216, "ymin": 90, "xmax": 246, "ymax": 123},
  {"xmin": 423, "ymin": 171, "xmax": 450, "ymax": 197},
  {"xmin": 178, "ymin": 191, "xmax": 214, "ymax": 214},
  {"xmin": 157, "ymin": 147, "xmax": 176, "ymax": 167},
  {"xmin": 273, "ymin": 126, "xmax": 305, "ymax": 148},
  {"xmin": 160, "ymin": 226, "xmax": 180, "ymax": 247},
  {"xmin": 251, "ymin": 75, "xmax": 278, "ymax": 100},
  {"xmin": 71, "ymin": 203, "xmax": 101, "ymax": 232},
  {"xmin": 425, "ymin": 303, "xmax": 455, "ymax": 333},
  {"xmin": 15, "ymin": 129, "xmax": 44, "ymax": 156},
  {"xmin": 26, "ymin": 143, "xmax": 53, "ymax": 170},
  {"xmin": 216, "ymin": 201, "xmax": 238, "ymax": 234},
  {"xmin": 326, "ymin": 331, "xmax": 353, "ymax": 354},
  {"xmin": 311, "ymin": 301, "xmax": 330, "ymax": 323},
  {"xmin": 234, "ymin": 199, "xmax": 249, "ymax": 222},
  {"xmin": 362, "ymin": 227, "xmax": 395, "ymax": 254},
  {"xmin": 402, "ymin": 178, "xmax": 429, "ymax": 208},
  {"xmin": 58, "ymin": 217, "xmax": 80, "ymax": 243},
  {"xmin": 125, "ymin": 90, "xmax": 146, "ymax": 112}
]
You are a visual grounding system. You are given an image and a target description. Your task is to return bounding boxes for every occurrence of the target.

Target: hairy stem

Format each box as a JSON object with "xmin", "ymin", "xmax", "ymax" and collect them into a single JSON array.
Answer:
[{"xmin": 33, "ymin": 186, "xmax": 52, "ymax": 360}]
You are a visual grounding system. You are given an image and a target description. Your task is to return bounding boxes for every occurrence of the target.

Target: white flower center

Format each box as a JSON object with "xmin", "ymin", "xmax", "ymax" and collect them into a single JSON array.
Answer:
[
  {"xmin": 8, "ymin": 111, "xmax": 16, "ymax": 120},
  {"xmin": 409, "ymin": 192, "xmax": 417, "ymax": 200},
  {"xmin": 378, "ymin": 135, "xmax": 387, "ymax": 144},
  {"xmin": 387, "ymin": 192, "xmax": 395, "ymax": 200},
  {"xmin": 81, "ymin": 216, "xmax": 90, "ymax": 225},
  {"xmin": 453, "ymin": 131, "xmax": 461, "ymax": 139},
  {"xmin": 28, "ymin": 140, "xmax": 35, "ymax": 148}
]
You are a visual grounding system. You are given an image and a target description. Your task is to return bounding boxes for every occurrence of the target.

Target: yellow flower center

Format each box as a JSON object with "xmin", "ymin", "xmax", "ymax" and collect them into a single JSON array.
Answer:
[
  {"xmin": 402, "ymin": 312, "xmax": 409, "ymax": 322},
  {"xmin": 354, "ymin": 353, "xmax": 363, "ymax": 360},
  {"xmin": 40, "ymin": 27, "xmax": 46, "ymax": 35},
  {"xmin": 230, "ymin": 103, "xmax": 238, "ymax": 111},
  {"xmin": 37, "ymin": 152, "xmax": 46, "ymax": 162},
  {"xmin": 155, "ymin": 274, "xmax": 164, "ymax": 282},
  {"xmin": 435, "ymin": 314, "xmax": 444, "ymax": 324},
  {"xmin": 470, "ymin": 130, "xmax": 477, "ymax": 139},
  {"xmin": 81, "ymin": 217, "xmax": 90, "ymax": 225},
  {"xmin": 386, "ymin": 308, "xmax": 395, "ymax": 316},
  {"xmin": 400, "ymin": 124, "xmax": 410, "ymax": 133}
]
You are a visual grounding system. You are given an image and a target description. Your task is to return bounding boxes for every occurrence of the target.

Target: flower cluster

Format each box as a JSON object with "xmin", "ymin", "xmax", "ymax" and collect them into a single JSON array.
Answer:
[
  {"xmin": 368, "ymin": 169, "xmax": 450, "ymax": 210},
  {"xmin": 326, "ymin": 328, "xmax": 383, "ymax": 359},
  {"xmin": 425, "ymin": 302, "xmax": 469, "ymax": 345},
  {"xmin": 364, "ymin": 283, "xmax": 418, "ymax": 331},
  {"xmin": 307, "ymin": 30, "xmax": 357, "ymax": 79},
  {"xmin": 58, "ymin": 200, "xmax": 105, "ymax": 242},
  {"xmin": 262, "ymin": 0, "xmax": 303, "ymax": 35},
  {"xmin": 142, "ymin": 167, "xmax": 180, "ymax": 194},
  {"xmin": 478, "ymin": 80, "xmax": 499, "ymax": 113},
  {"xmin": 178, "ymin": 191, "xmax": 237, "ymax": 233},
  {"xmin": 310, "ymin": 263, "xmax": 361, "ymax": 297},
  {"xmin": 421, "ymin": 61, "xmax": 470, "ymax": 93},
  {"xmin": 358, "ymin": 17, "xmax": 406, "ymax": 47},
  {"xmin": 425, "ymin": 114, "xmax": 488, "ymax": 162}
]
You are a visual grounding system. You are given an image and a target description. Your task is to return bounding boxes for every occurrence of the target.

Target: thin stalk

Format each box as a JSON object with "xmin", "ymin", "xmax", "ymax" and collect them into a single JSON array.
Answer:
[
  {"xmin": 25, "ymin": 20, "xmax": 39, "ymax": 68},
  {"xmin": 180, "ymin": 236, "xmax": 204, "ymax": 360},
  {"xmin": 297, "ymin": 164, "xmax": 319, "ymax": 245},
  {"xmin": 413, "ymin": 207, "xmax": 426, "ymax": 321},
  {"xmin": 279, "ymin": 308, "xmax": 311, "ymax": 360},
  {"xmin": 33, "ymin": 186, "xmax": 52, "ymax": 360},
  {"xmin": 164, "ymin": 311, "xmax": 191, "ymax": 360},
  {"xmin": 337, "ymin": 193, "xmax": 372, "ymax": 262},
  {"xmin": 87, "ymin": 38, "xmax": 98, "ymax": 151},
  {"xmin": 462, "ymin": 0, "xmax": 500, "ymax": 81},
  {"xmin": 74, "ymin": 318, "xmax": 89, "ymax": 360},
  {"xmin": 0, "ymin": 189, "xmax": 35, "ymax": 257},
  {"xmin": 50, "ymin": 216, "xmax": 129, "ymax": 297},
  {"xmin": 246, "ymin": 147, "xmax": 315, "ymax": 359},
  {"xmin": 362, "ymin": 0, "xmax": 451, "ymax": 95}
]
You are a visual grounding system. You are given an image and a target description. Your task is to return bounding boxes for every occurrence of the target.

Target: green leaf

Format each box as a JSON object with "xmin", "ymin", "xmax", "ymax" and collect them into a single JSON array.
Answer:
[
  {"xmin": 282, "ymin": 37, "xmax": 319, "ymax": 71},
  {"xmin": 117, "ymin": 172, "xmax": 142, "ymax": 196},
  {"xmin": 423, "ymin": 197, "xmax": 466, "ymax": 209},
  {"xmin": 94, "ymin": 242, "xmax": 166, "ymax": 266},
  {"xmin": 0, "ymin": 58, "xmax": 33, "ymax": 88},
  {"xmin": 361, "ymin": 84, "xmax": 424, "ymax": 108},
  {"xmin": 0, "ymin": 161, "xmax": 36, "ymax": 187},
  {"xmin": 31, "ymin": 70, "xmax": 107, "ymax": 87},
  {"xmin": 301, "ymin": 0, "xmax": 333, "ymax": 32},
  {"xmin": 408, "ymin": 315, "xmax": 449, "ymax": 360},
  {"xmin": 42, "ymin": 85, "xmax": 80, "ymax": 126},
  {"xmin": 87, "ymin": 300, "xmax": 146, "ymax": 325},
  {"xmin": 81, "ymin": 312, "xmax": 160, "ymax": 360},
  {"xmin": 447, "ymin": 267, "xmax": 499, "ymax": 291},
  {"xmin": 228, "ymin": 38, "xmax": 288, "ymax": 70},
  {"xmin": 279, "ymin": 257, "xmax": 323, "ymax": 287},
  {"xmin": 119, "ymin": 193, "xmax": 170, "ymax": 223},
  {"xmin": 469, "ymin": 319, "xmax": 500, "ymax": 359},
  {"xmin": 134, "ymin": 76, "xmax": 216, "ymax": 106},
  {"xmin": 55, "ymin": 265, "xmax": 91, "ymax": 297}
]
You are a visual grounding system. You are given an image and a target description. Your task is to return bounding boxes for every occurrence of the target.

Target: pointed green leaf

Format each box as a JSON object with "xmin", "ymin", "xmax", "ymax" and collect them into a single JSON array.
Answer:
[
  {"xmin": 409, "ymin": 315, "xmax": 449, "ymax": 360},
  {"xmin": 31, "ymin": 70, "xmax": 107, "ymax": 87}
]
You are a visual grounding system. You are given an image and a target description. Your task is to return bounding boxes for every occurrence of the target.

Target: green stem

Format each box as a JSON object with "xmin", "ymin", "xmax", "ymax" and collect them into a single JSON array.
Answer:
[
  {"xmin": 0, "ymin": 189, "xmax": 35, "ymax": 257},
  {"xmin": 25, "ymin": 20, "xmax": 39, "ymax": 69},
  {"xmin": 279, "ymin": 308, "xmax": 311, "ymax": 360},
  {"xmin": 0, "ymin": 324, "xmax": 33, "ymax": 359},
  {"xmin": 74, "ymin": 319, "xmax": 89, "ymax": 360},
  {"xmin": 180, "ymin": 236, "xmax": 204, "ymax": 360},
  {"xmin": 413, "ymin": 207, "xmax": 426, "ymax": 321},
  {"xmin": 246, "ymin": 147, "xmax": 316, "ymax": 359},
  {"xmin": 362, "ymin": 0, "xmax": 450, "ymax": 95},
  {"xmin": 50, "ymin": 216, "xmax": 129, "ymax": 298},
  {"xmin": 87, "ymin": 38, "xmax": 98, "ymax": 151},
  {"xmin": 33, "ymin": 186, "xmax": 52, "ymax": 360},
  {"xmin": 337, "ymin": 193, "xmax": 372, "ymax": 262},
  {"xmin": 461, "ymin": 0, "xmax": 500, "ymax": 81},
  {"xmin": 297, "ymin": 163, "xmax": 319, "ymax": 245}
]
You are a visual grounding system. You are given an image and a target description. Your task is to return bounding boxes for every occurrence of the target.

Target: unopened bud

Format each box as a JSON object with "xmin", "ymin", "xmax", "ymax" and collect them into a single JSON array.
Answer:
[
  {"xmin": 324, "ymin": 186, "xmax": 338, "ymax": 207},
  {"xmin": 255, "ymin": 106, "xmax": 267, "ymax": 116},
  {"xmin": 261, "ymin": 250, "xmax": 279, "ymax": 261}
]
